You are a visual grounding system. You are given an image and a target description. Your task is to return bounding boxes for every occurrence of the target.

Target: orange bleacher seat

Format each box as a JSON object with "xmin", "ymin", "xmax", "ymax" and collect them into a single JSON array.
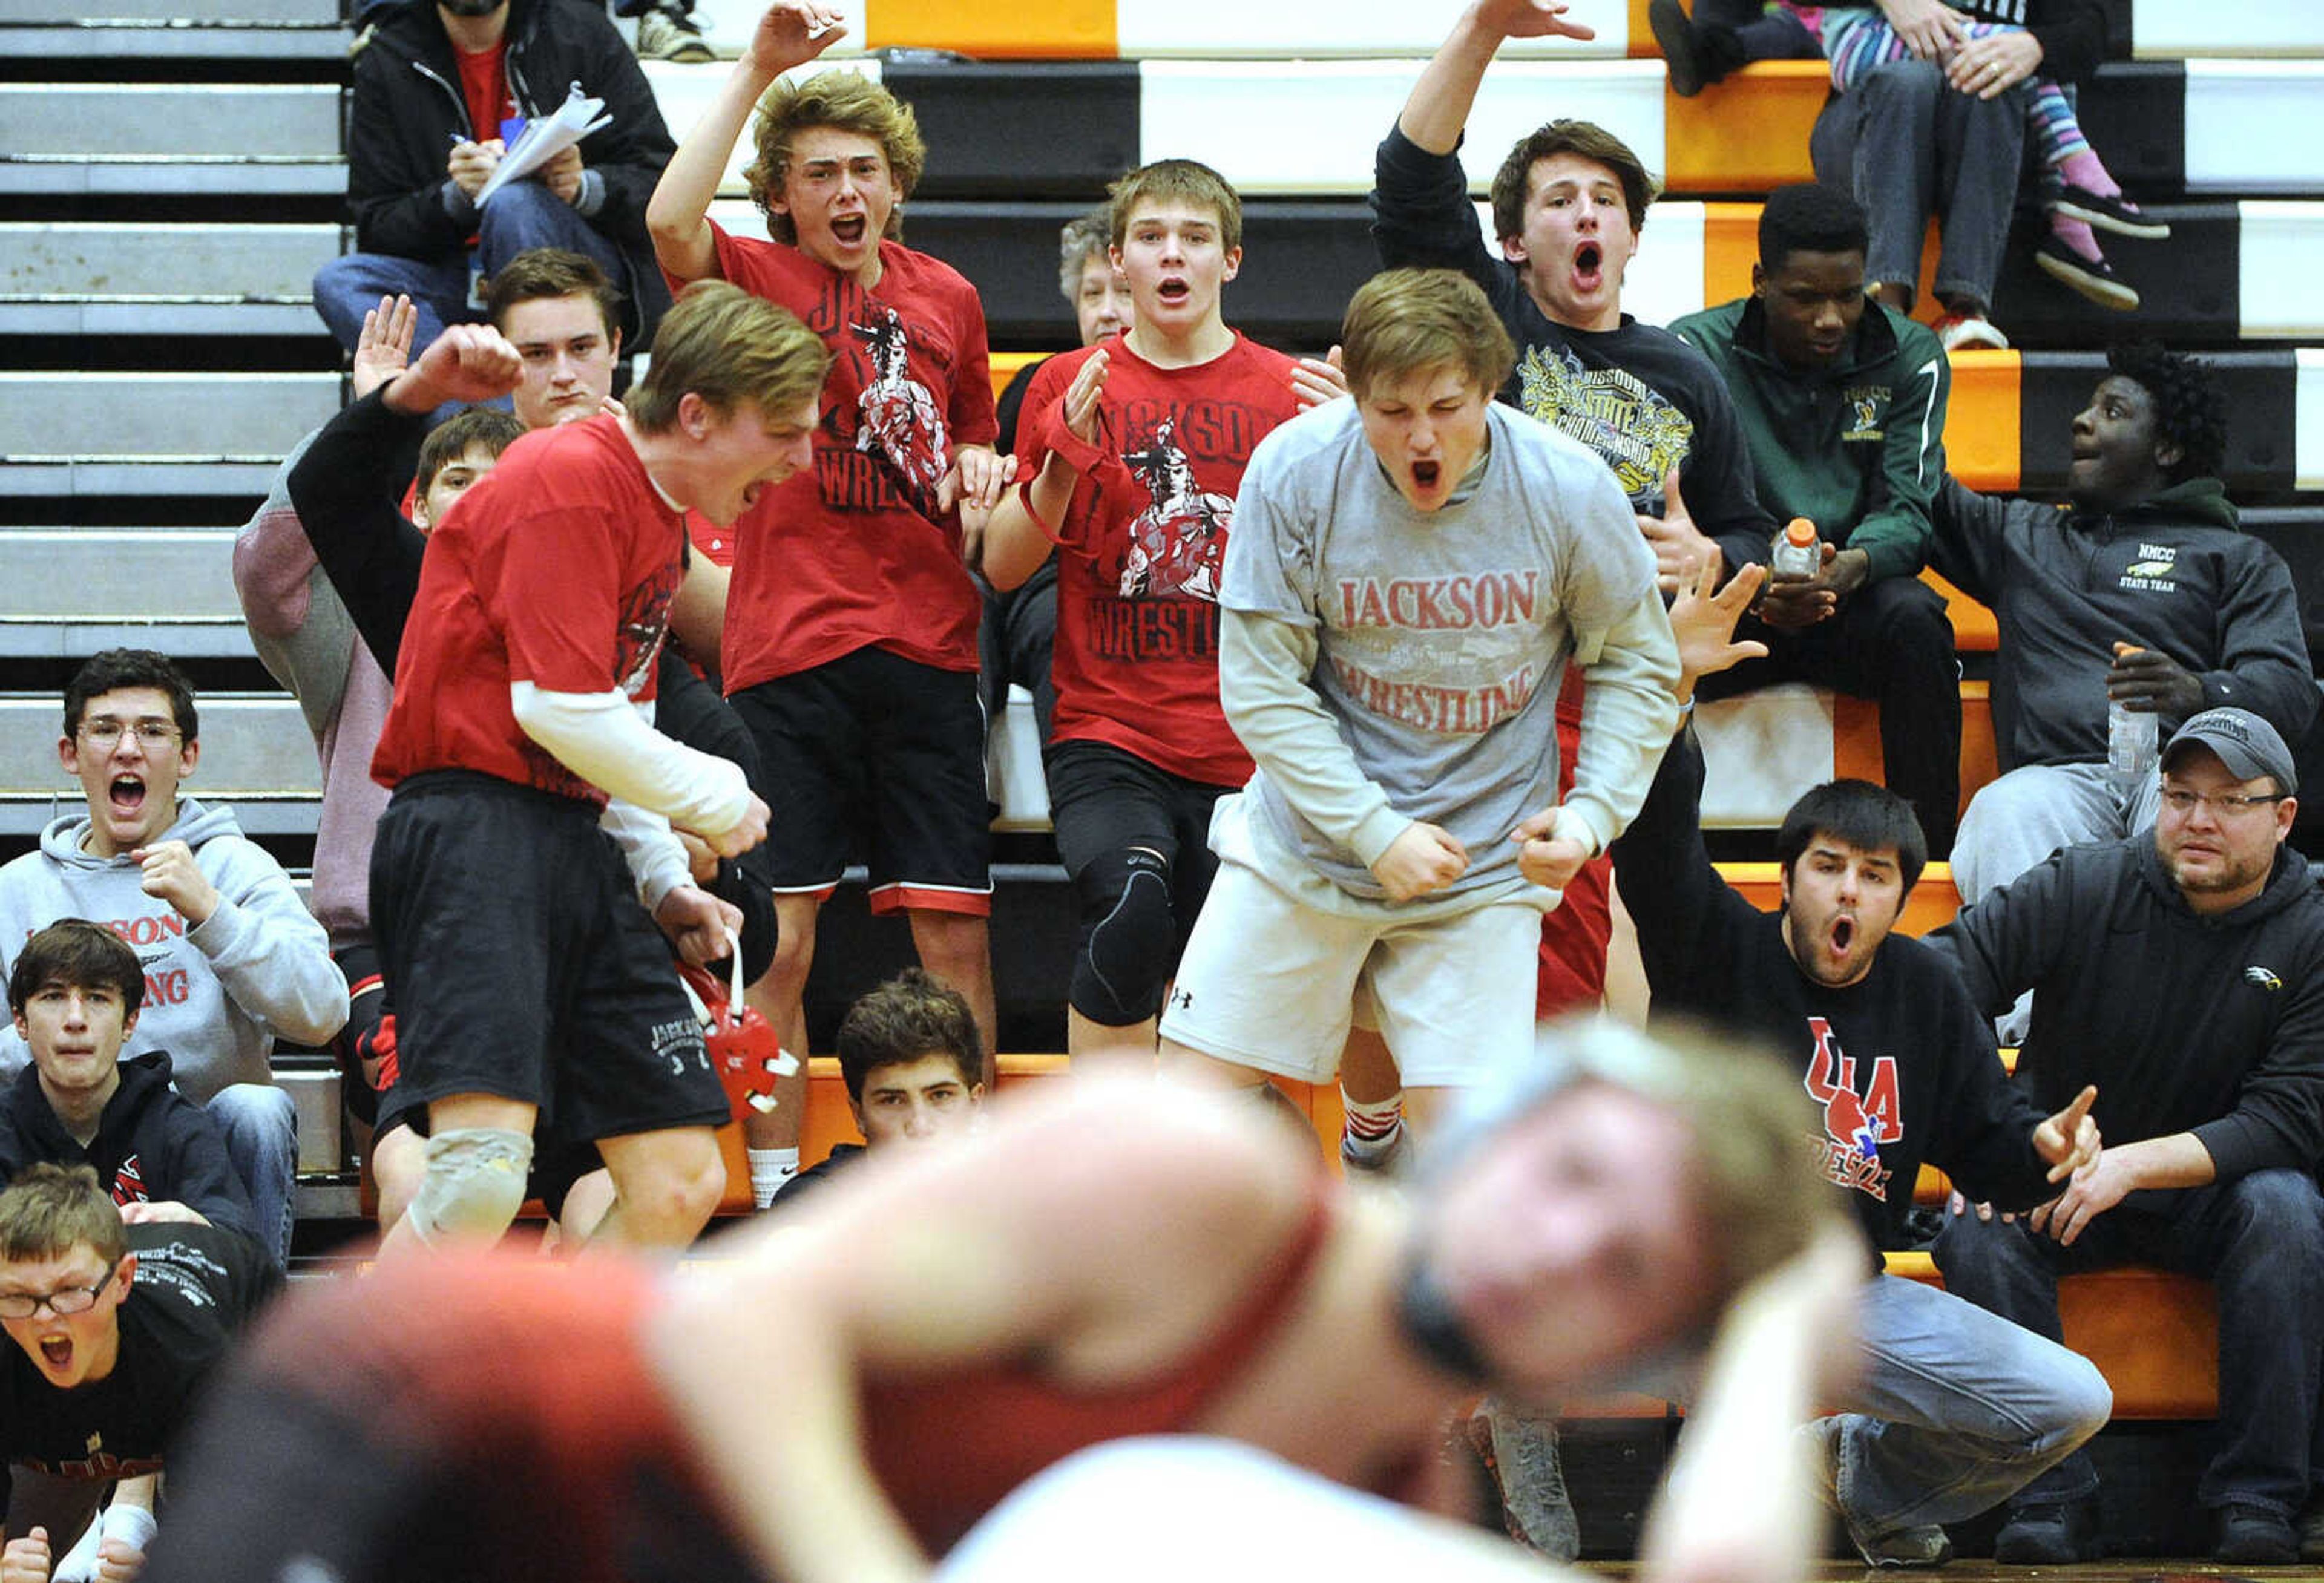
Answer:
[{"xmin": 1885, "ymin": 1252, "xmax": 2219, "ymax": 1420}]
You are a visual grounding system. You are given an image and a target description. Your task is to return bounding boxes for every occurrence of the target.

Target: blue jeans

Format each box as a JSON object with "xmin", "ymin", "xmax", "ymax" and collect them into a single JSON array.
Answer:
[
  {"xmin": 1934, "ymin": 1169, "xmax": 2324, "ymax": 1518},
  {"xmin": 1823, "ymin": 1272, "xmax": 2112, "ymax": 1542},
  {"xmin": 209, "ymin": 1082, "xmax": 298, "ymax": 1268},
  {"xmin": 1808, "ymin": 56, "xmax": 2027, "ymax": 312},
  {"xmin": 311, "ymin": 180, "xmax": 631, "ymax": 355}
]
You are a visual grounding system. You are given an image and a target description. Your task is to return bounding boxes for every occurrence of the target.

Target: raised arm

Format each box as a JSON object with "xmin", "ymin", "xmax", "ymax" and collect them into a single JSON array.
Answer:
[
  {"xmin": 1397, "ymin": 0, "xmax": 1595, "ymax": 154},
  {"xmin": 646, "ymin": 1, "xmax": 847, "ymax": 285}
]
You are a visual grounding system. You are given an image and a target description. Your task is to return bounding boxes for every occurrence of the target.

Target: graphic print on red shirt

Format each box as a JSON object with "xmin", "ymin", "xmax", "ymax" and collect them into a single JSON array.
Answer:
[
  {"xmin": 698, "ymin": 225, "xmax": 997, "ymax": 689},
  {"xmin": 1014, "ymin": 333, "xmax": 1301, "ymax": 786},
  {"xmin": 371, "ymin": 415, "xmax": 684, "ymax": 804}
]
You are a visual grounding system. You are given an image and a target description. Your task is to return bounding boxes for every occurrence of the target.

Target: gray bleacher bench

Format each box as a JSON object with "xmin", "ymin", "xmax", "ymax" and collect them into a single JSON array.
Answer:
[
  {"xmin": 0, "ymin": 372, "xmax": 338, "ymax": 499},
  {"xmin": 0, "ymin": 223, "xmax": 343, "ymax": 338},
  {"xmin": 0, "ymin": 529, "xmax": 254, "ymax": 660},
  {"xmin": 0, "ymin": 80, "xmax": 344, "ymax": 199}
]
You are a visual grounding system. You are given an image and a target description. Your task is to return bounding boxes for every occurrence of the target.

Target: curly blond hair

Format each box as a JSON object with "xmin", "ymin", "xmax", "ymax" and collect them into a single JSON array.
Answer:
[{"xmin": 744, "ymin": 70, "xmax": 926, "ymax": 246}]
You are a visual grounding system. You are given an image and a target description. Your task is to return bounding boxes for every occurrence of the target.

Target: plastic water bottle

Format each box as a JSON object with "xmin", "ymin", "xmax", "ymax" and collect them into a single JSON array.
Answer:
[
  {"xmin": 1770, "ymin": 517, "xmax": 1821, "ymax": 579},
  {"xmin": 2108, "ymin": 644, "xmax": 2156, "ymax": 776}
]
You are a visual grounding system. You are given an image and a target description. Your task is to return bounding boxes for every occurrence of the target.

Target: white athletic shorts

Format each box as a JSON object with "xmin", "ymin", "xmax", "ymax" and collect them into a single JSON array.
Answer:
[{"xmin": 1157, "ymin": 799, "xmax": 1552, "ymax": 1087}]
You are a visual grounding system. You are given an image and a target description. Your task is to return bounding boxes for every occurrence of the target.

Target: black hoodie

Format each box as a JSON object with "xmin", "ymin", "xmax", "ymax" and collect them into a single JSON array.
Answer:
[
  {"xmin": 0, "ymin": 1051, "xmax": 255, "ymax": 1244},
  {"xmin": 1930, "ymin": 836, "xmax": 2324, "ymax": 1180},
  {"xmin": 346, "ymin": 0, "xmax": 676, "ymax": 338},
  {"xmin": 1926, "ymin": 475, "xmax": 2317, "ymax": 772},
  {"xmin": 1614, "ymin": 726, "xmax": 2055, "ymax": 1253}
]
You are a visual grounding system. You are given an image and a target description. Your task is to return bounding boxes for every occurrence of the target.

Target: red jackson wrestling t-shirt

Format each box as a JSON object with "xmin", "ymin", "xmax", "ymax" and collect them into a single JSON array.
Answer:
[
  {"xmin": 1014, "ymin": 332, "xmax": 1300, "ymax": 787},
  {"xmin": 700, "ymin": 223, "xmax": 998, "ymax": 691},
  {"xmin": 371, "ymin": 413, "xmax": 682, "ymax": 805}
]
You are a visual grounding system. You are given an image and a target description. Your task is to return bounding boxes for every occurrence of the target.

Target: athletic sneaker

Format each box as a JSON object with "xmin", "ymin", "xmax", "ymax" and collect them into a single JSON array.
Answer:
[
  {"xmin": 2034, "ymin": 235, "xmax": 2140, "ymax": 312},
  {"xmin": 1469, "ymin": 1400, "xmax": 1580, "ymax": 1562},
  {"xmin": 2054, "ymin": 183, "xmax": 2171, "ymax": 241},
  {"xmin": 635, "ymin": 7, "xmax": 715, "ymax": 62},
  {"xmin": 1934, "ymin": 312, "xmax": 2010, "ymax": 353}
]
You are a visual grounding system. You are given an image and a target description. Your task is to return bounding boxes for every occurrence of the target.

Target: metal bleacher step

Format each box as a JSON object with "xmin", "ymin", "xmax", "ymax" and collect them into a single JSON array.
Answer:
[
  {"xmin": 0, "ymin": 20, "xmax": 350, "ymax": 63},
  {"xmin": 0, "ymin": 529, "xmax": 252, "ymax": 660},
  {"xmin": 0, "ymin": 221, "xmax": 341, "ymax": 337},
  {"xmin": 0, "ymin": 369, "xmax": 338, "ymax": 475},
  {"xmin": 0, "ymin": 82, "xmax": 343, "ymax": 200},
  {"xmin": 1, "ymin": 82, "xmax": 340, "ymax": 157}
]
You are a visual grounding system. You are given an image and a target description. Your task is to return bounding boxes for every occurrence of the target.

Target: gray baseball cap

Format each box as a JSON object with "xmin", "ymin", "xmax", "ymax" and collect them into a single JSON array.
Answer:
[{"xmin": 2162, "ymin": 707, "xmax": 2299, "ymax": 794}]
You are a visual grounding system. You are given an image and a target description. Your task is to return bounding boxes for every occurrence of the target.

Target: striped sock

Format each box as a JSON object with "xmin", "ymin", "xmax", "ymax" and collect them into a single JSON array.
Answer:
[{"xmin": 1342, "ymin": 1088, "xmax": 1405, "ymax": 1165}]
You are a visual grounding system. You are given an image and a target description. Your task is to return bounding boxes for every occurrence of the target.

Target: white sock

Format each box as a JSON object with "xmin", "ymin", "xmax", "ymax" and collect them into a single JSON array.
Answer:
[
  {"xmin": 1341, "ymin": 1087, "xmax": 1405, "ymax": 1164},
  {"xmin": 748, "ymin": 1146, "xmax": 799, "ymax": 1209}
]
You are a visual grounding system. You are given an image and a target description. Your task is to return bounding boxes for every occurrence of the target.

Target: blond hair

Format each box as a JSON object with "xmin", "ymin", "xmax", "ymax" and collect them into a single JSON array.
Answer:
[
  {"xmin": 628, "ymin": 280, "xmax": 831, "ymax": 433},
  {"xmin": 745, "ymin": 70, "xmax": 925, "ymax": 246},
  {"xmin": 0, "ymin": 1164, "xmax": 125, "ymax": 1268},
  {"xmin": 1339, "ymin": 268, "xmax": 1516, "ymax": 402}
]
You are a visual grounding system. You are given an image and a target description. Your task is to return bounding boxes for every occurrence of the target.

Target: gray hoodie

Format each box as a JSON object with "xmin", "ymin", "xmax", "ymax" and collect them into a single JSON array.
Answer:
[{"xmin": 0, "ymin": 797, "xmax": 346, "ymax": 1101}]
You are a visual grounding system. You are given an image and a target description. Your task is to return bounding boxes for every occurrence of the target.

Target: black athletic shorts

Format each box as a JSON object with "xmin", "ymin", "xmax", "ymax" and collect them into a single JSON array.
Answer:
[
  {"xmin": 368, "ymin": 771, "xmax": 730, "ymax": 1144},
  {"xmin": 728, "ymin": 646, "xmax": 991, "ymax": 916},
  {"xmin": 1046, "ymin": 737, "xmax": 1233, "ymax": 959}
]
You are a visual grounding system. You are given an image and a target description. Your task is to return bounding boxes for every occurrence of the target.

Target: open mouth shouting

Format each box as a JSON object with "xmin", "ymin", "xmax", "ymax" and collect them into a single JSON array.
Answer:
[
  {"xmin": 830, "ymin": 212, "xmax": 868, "ymax": 250},
  {"xmin": 1570, "ymin": 241, "xmax": 1605, "ymax": 297},
  {"xmin": 108, "ymin": 774, "xmax": 146, "ymax": 825},
  {"xmin": 1153, "ymin": 274, "xmax": 1192, "ymax": 308}
]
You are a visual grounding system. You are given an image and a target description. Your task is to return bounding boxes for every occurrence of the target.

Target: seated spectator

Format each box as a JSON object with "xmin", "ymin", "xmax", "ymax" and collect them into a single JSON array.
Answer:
[
  {"xmin": 981, "ymin": 159, "xmax": 1343, "ymax": 1067},
  {"xmin": 141, "ymin": 1028, "xmax": 1858, "ymax": 1583},
  {"xmin": 0, "ymin": 652, "xmax": 346, "ymax": 1269},
  {"xmin": 1604, "ymin": 556, "xmax": 2110, "ymax": 1567},
  {"xmin": 1804, "ymin": 0, "xmax": 2116, "ymax": 349},
  {"xmin": 1673, "ymin": 183, "xmax": 1959, "ymax": 854},
  {"xmin": 312, "ymin": 0, "xmax": 677, "ymax": 359},
  {"xmin": 0, "ymin": 1164, "xmax": 277, "ymax": 1583},
  {"xmin": 1928, "ymin": 708, "xmax": 2324, "ymax": 1565},
  {"xmin": 1808, "ymin": 0, "xmax": 2164, "ymax": 315},
  {"xmin": 966, "ymin": 206, "xmax": 1135, "ymax": 749},
  {"xmin": 1933, "ymin": 341, "xmax": 2316, "ymax": 1039},
  {"xmin": 0, "ymin": 922, "xmax": 257, "ymax": 1245},
  {"xmin": 1649, "ymin": 0, "xmax": 1822, "ymax": 97},
  {"xmin": 775, "ymin": 968, "xmax": 983, "ymax": 1209}
]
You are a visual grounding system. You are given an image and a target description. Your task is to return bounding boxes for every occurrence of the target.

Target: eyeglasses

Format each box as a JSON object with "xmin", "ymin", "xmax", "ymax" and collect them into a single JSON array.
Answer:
[
  {"xmin": 2160, "ymin": 787, "xmax": 2289, "ymax": 819},
  {"xmin": 77, "ymin": 718, "xmax": 178, "ymax": 750},
  {"xmin": 0, "ymin": 1262, "xmax": 117, "ymax": 1320}
]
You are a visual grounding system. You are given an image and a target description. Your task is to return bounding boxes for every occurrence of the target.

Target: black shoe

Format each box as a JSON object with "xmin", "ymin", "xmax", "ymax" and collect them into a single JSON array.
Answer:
[
  {"xmin": 1649, "ymin": 0, "xmax": 1708, "ymax": 96},
  {"xmin": 2216, "ymin": 1504, "xmax": 2299, "ymax": 1565},
  {"xmin": 2299, "ymin": 1496, "xmax": 2324, "ymax": 1564},
  {"xmin": 2034, "ymin": 236, "xmax": 2140, "ymax": 312},
  {"xmin": 1992, "ymin": 1505, "xmax": 2087, "ymax": 1565},
  {"xmin": 2053, "ymin": 183, "xmax": 2171, "ymax": 241}
]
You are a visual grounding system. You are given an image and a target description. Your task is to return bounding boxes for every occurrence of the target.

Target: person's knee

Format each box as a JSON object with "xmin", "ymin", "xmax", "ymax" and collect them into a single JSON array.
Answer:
[
  {"xmin": 2217, "ymin": 1169, "xmax": 2324, "ymax": 1257},
  {"xmin": 1856, "ymin": 56, "xmax": 1943, "ymax": 112},
  {"xmin": 1931, "ymin": 1201, "xmax": 2044, "ymax": 1283},
  {"xmin": 612, "ymin": 1131, "xmax": 724, "ymax": 1233},
  {"xmin": 1071, "ymin": 846, "xmax": 1177, "ymax": 1026},
  {"xmin": 405, "ymin": 1127, "xmax": 534, "ymax": 1245},
  {"xmin": 1868, "ymin": 581, "xmax": 1957, "ymax": 668},
  {"xmin": 911, "ymin": 909, "xmax": 991, "ymax": 978},
  {"xmin": 209, "ymin": 1083, "xmax": 300, "ymax": 1157},
  {"xmin": 2056, "ymin": 1352, "xmax": 2114, "ymax": 1450}
]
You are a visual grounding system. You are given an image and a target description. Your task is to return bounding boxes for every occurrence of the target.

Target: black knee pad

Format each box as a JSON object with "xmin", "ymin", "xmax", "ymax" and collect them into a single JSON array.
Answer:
[{"xmin": 1070, "ymin": 846, "xmax": 1177, "ymax": 1025}]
